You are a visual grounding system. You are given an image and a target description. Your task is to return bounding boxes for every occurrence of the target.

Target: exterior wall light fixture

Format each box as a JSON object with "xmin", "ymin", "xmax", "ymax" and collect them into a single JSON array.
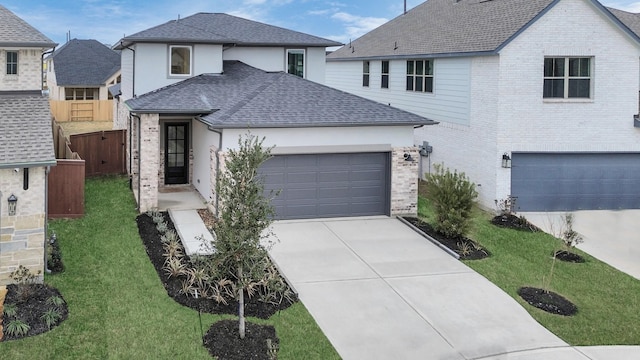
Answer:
[
  {"xmin": 8, "ymin": 194, "xmax": 18, "ymax": 216},
  {"xmin": 501, "ymin": 153, "xmax": 512, "ymax": 168}
]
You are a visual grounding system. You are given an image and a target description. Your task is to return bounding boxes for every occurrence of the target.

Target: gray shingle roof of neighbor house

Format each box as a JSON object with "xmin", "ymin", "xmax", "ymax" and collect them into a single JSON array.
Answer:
[
  {"xmin": 116, "ymin": 12, "xmax": 342, "ymax": 49},
  {"xmin": 51, "ymin": 39, "xmax": 121, "ymax": 86},
  {"xmin": 0, "ymin": 92, "xmax": 56, "ymax": 168},
  {"xmin": 327, "ymin": 0, "xmax": 640, "ymax": 60},
  {"xmin": 126, "ymin": 61, "xmax": 437, "ymax": 128},
  {"xmin": 0, "ymin": 5, "xmax": 56, "ymax": 48}
]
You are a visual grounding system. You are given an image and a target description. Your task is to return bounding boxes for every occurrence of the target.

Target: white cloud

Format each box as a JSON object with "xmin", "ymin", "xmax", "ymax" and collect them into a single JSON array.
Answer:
[
  {"xmin": 604, "ymin": 1, "xmax": 640, "ymax": 12},
  {"xmin": 331, "ymin": 12, "xmax": 388, "ymax": 41}
]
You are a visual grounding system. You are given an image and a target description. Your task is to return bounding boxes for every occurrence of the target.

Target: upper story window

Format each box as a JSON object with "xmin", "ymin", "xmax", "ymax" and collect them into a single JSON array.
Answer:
[
  {"xmin": 543, "ymin": 57, "xmax": 591, "ymax": 99},
  {"xmin": 287, "ymin": 49, "xmax": 304, "ymax": 78},
  {"xmin": 363, "ymin": 61, "xmax": 370, "ymax": 87},
  {"xmin": 170, "ymin": 46, "xmax": 192, "ymax": 76},
  {"xmin": 6, "ymin": 51, "xmax": 18, "ymax": 75},
  {"xmin": 406, "ymin": 60, "xmax": 433, "ymax": 93},
  {"xmin": 381, "ymin": 61, "xmax": 389, "ymax": 89},
  {"xmin": 65, "ymin": 88, "xmax": 96, "ymax": 100}
]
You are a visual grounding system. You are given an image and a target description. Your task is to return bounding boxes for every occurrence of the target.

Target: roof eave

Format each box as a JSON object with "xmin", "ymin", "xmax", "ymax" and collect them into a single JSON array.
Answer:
[
  {"xmin": 0, "ymin": 159, "xmax": 57, "ymax": 169},
  {"xmin": 128, "ymin": 108, "xmax": 216, "ymax": 115},
  {"xmin": 0, "ymin": 42, "xmax": 56, "ymax": 49},
  {"xmin": 327, "ymin": 50, "xmax": 498, "ymax": 62},
  {"xmin": 201, "ymin": 120, "xmax": 438, "ymax": 129}
]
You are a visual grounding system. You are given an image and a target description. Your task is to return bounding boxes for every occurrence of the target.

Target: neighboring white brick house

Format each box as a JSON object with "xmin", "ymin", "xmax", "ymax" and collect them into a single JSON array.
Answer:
[
  {"xmin": 115, "ymin": 13, "xmax": 436, "ymax": 219},
  {"xmin": 327, "ymin": 0, "xmax": 640, "ymax": 211},
  {"xmin": 0, "ymin": 5, "xmax": 56, "ymax": 284}
]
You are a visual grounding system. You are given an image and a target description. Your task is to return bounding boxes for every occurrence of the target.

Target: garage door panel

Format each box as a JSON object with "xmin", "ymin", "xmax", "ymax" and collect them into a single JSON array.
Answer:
[
  {"xmin": 512, "ymin": 153, "xmax": 640, "ymax": 211},
  {"xmin": 260, "ymin": 153, "xmax": 390, "ymax": 219}
]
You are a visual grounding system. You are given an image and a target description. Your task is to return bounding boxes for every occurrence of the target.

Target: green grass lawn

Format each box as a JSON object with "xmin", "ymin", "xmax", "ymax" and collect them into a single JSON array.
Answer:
[
  {"xmin": 418, "ymin": 197, "xmax": 640, "ymax": 345},
  {"xmin": 0, "ymin": 176, "xmax": 339, "ymax": 359}
]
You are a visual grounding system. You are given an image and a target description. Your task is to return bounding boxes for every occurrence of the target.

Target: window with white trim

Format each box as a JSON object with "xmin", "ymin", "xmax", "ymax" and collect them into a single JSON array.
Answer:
[
  {"xmin": 6, "ymin": 51, "xmax": 18, "ymax": 75},
  {"xmin": 381, "ymin": 60, "xmax": 389, "ymax": 89},
  {"xmin": 362, "ymin": 61, "xmax": 370, "ymax": 87},
  {"xmin": 287, "ymin": 49, "xmax": 305, "ymax": 78},
  {"xmin": 543, "ymin": 57, "xmax": 591, "ymax": 99},
  {"xmin": 170, "ymin": 46, "xmax": 192, "ymax": 76},
  {"xmin": 406, "ymin": 59, "xmax": 433, "ymax": 93}
]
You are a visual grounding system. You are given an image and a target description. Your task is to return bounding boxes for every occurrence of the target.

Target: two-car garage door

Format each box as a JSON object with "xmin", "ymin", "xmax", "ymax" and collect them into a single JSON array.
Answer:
[
  {"xmin": 511, "ymin": 153, "xmax": 640, "ymax": 211},
  {"xmin": 259, "ymin": 153, "xmax": 390, "ymax": 220}
]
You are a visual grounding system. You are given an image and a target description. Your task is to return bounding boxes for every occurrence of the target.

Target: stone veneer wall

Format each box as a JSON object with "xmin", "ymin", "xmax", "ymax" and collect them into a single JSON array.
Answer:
[
  {"xmin": 390, "ymin": 147, "xmax": 419, "ymax": 216},
  {"xmin": 0, "ymin": 167, "xmax": 46, "ymax": 284}
]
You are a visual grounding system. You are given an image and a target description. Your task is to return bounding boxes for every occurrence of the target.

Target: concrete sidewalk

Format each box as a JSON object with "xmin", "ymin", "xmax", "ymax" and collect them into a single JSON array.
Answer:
[{"xmin": 266, "ymin": 217, "xmax": 640, "ymax": 360}]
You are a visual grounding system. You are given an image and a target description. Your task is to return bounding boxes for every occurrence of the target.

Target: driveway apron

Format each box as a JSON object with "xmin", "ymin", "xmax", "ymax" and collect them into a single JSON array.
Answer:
[{"xmin": 267, "ymin": 217, "xmax": 568, "ymax": 360}]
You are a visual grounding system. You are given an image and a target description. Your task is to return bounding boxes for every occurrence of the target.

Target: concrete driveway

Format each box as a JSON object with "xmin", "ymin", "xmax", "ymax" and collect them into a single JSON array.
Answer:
[
  {"xmin": 523, "ymin": 210, "xmax": 640, "ymax": 280},
  {"xmin": 268, "ymin": 217, "xmax": 605, "ymax": 360}
]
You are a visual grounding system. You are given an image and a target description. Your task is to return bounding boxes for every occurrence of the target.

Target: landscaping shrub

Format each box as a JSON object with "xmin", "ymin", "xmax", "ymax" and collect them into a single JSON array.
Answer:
[
  {"xmin": 47, "ymin": 232, "xmax": 64, "ymax": 274},
  {"xmin": 425, "ymin": 163, "xmax": 478, "ymax": 239}
]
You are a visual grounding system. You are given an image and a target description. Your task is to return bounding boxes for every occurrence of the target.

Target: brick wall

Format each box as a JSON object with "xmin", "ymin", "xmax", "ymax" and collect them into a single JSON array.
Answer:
[
  {"xmin": 0, "ymin": 49, "xmax": 43, "ymax": 91},
  {"xmin": 138, "ymin": 114, "xmax": 160, "ymax": 212},
  {"xmin": 0, "ymin": 168, "xmax": 46, "ymax": 284},
  {"xmin": 390, "ymin": 147, "xmax": 419, "ymax": 216}
]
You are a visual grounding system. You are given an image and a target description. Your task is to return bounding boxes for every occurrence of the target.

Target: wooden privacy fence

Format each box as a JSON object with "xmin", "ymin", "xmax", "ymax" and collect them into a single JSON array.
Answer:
[
  {"xmin": 50, "ymin": 100, "xmax": 113, "ymax": 122},
  {"xmin": 50, "ymin": 119, "xmax": 85, "ymax": 218},
  {"xmin": 48, "ymin": 160, "xmax": 85, "ymax": 219},
  {"xmin": 70, "ymin": 130, "xmax": 126, "ymax": 177}
]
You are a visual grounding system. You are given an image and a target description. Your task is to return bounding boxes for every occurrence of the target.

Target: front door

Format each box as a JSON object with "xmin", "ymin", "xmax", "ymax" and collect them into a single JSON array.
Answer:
[{"xmin": 164, "ymin": 123, "xmax": 189, "ymax": 184}]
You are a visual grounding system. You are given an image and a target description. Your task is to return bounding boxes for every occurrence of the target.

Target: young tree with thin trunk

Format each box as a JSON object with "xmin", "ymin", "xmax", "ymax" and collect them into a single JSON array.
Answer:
[{"xmin": 212, "ymin": 133, "xmax": 277, "ymax": 339}]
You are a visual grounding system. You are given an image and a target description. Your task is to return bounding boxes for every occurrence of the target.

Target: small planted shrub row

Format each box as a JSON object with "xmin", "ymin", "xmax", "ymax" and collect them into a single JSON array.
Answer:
[{"xmin": 2, "ymin": 266, "xmax": 68, "ymax": 341}]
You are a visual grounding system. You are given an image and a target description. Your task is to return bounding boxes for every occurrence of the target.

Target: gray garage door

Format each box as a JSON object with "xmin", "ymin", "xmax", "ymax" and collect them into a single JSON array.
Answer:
[
  {"xmin": 511, "ymin": 153, "xmax": 640, "ymax": 211},
  {"xmin": 259, "ymin": 153, "xmax": 390, "ymax": 220}
]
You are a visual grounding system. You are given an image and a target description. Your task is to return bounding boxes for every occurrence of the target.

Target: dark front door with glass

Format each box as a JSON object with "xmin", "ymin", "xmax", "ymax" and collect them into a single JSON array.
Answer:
[{"xmin": 165, "ymin": 123, "xmax": 189, "ymax": 184}]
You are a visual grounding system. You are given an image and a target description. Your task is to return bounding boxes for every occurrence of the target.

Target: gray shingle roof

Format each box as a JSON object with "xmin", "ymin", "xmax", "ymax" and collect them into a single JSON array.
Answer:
[
  {"xmin": 607, "ymin": 7, "xmax": 640, "ymax": 37},
  {"xmin": 126, "ymin": 61, "xmax": 435, "ymax": 128},
  {"xmin": 51, "ymin": 39, "xmax": 121, "ymax": 86},
  {"xmin": 0, "ymin": 92, "xmax": 55, "ymax": 167},
  {"xmin": 0, "ymin": 5, "xmax": 56, "ymax": 48},
  {"xmin": 117, "ymin": 13, "xmax": 341, "ymax": 48},
  {"xmin": 327, "ymin": 0, "xmax": 639, "ymax": 60}
]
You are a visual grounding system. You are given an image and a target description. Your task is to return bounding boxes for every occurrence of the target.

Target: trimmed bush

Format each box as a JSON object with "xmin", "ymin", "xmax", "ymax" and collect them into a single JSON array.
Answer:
[{"xmin": 425, "ymin": 163, "xmax": 478, "ymax": 239}]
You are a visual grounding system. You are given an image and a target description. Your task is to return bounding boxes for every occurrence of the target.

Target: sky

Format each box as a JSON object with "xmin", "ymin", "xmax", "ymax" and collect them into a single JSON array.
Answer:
[{"xmin": 3, "ymin": 0, "xmax": 640, "ymax": 48}]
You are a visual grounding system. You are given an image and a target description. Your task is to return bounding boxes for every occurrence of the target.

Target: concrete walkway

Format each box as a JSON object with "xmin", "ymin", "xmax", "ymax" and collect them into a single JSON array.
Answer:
[
  {"xmin": 266, "ymin": 217, "xmax": 640, "ymax": 360},
  {"xmin": 169, "ymin": 209, "xmax": 214, "ymax": 255},
  {"xmin": 522, "ymin": 210, "xmax": 640, "ymax": 281}
]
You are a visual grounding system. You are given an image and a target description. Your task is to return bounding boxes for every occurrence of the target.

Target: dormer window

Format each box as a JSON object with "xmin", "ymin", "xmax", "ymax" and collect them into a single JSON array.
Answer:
[
  {"xmin": 287, "ymin": 49, "xmax": 304, "ymax": 78},
  {"xmin": 6, "ymin": 51, "xmax": 18, "ymax": 75},
  {"xmin": 169, "ymin": 46, "xmax": 192, "ymax": 76}
]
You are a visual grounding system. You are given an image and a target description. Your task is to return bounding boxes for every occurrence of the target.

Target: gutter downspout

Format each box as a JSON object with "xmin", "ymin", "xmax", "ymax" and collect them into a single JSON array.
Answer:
[
  {"xmin": 132, "ymin": 114, "xmax": 142, "ymax": 210},
  {"xmin": 206, "ymin": 126, "xmax": 223, "ymax": 217},
  {"xmin": 44, "ymin": 166, "xmax": 51, "ymax": 274},
  {"xmin": 122, "ymin": 42, "xmax": 136, "ymax": 98},
  {"xmin": 41, "ymin": 48, "xmax": 55, "ymax": 91}
]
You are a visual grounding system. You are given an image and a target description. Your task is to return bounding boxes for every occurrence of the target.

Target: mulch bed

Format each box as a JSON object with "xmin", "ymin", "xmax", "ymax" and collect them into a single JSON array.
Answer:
[
  {"xmin": 554, "ymin": 250, "xmax": 585, "ymax": 263},
  {"xmin": 490, "ymin": 214, "xmax": 540, "ymax": 232},
  {"xmin": 2, "ymin": 284, "xmax": 68, "ymax": 341},
  {"xmin": 402, "ymin": 217, "xmax": 489, "ymax": 260},
  {"xmin": 518, "ymin": 287, "xmax": 577, "ymax": 316},
  {"xmin": 136, "ymin": 212, "xmax": 296, "ymax": 318},
  {"xmin": 137, "ymin": 211, "xmax": 296, "ymax": 359},
  {"xmin": 203, "ymin": 320, "xmax": 278, "ymax": 360}
]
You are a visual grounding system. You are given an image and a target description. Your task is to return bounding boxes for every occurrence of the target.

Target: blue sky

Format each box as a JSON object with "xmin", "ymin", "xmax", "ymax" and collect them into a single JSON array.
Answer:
[{"xmin": 3, "ymin": 0, "xmax": 640, "ymax": 47}]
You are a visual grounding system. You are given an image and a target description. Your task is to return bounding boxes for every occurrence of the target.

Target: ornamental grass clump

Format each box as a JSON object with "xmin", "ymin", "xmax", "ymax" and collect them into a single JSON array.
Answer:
[{"xmin": 425, "ymin": 163, "xmax": 478, "ymax": 239}]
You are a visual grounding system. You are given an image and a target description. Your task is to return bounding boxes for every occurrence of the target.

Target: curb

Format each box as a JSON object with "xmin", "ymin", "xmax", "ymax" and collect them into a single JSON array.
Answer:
[{"xmin": 396, "ymin": 217, "xmax": 461, "ymax": 260}]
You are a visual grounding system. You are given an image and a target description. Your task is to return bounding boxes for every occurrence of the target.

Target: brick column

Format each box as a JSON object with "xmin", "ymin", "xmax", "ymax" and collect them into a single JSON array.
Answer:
[
  {"xmin": 138, "ymin": 114, "xmax": 160, "ymax": 212},
  {"xmin": 390, "ymin": 147, "xmax": 419, "ymax": 216}
]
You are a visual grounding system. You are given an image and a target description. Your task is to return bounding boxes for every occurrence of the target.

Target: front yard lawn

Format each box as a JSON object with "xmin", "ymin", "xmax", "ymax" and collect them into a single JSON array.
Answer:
[
  {"xmin": 0, "ymin": 176, "xmax": 339, "ymax": 359},
  {"xmin": 418, "ymin": 196, "xmax": 640, "ymax": 345}
]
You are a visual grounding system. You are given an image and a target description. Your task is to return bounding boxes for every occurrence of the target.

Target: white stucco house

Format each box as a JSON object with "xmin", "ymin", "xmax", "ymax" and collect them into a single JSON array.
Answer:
[
  {"xmin": 326, "ymin": 0, "xmax": 640, "ymax": 212},
  {"xmin": 113, "ymin": 13, "xmax": 436, "ymax": 219},
  {"xmin": 0, "ymin": 5, "xmax": 56, "ymax": 284}
]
